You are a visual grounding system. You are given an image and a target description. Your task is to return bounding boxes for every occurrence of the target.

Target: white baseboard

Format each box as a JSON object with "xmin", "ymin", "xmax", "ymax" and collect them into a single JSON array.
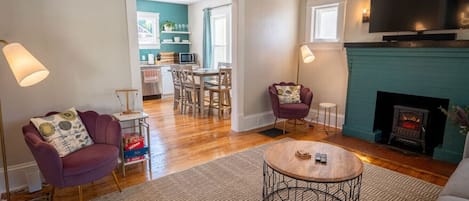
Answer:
[
  {"xmin": 0, "ymin": 161, "xmax": 41, "ymax": 193},
  {"xmin": 237, "ymin": 109, "xmax": 345, "ymax": 132},
  {"xmin": 237, "ymin": 111, "xmax": 276, "ymax": 132}
]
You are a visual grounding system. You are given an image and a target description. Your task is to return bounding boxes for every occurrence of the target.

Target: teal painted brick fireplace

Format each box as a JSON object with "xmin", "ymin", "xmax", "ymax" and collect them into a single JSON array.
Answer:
[{"xmin": 343, "ymin": 46, "xmax": 469, "ymax": 163}]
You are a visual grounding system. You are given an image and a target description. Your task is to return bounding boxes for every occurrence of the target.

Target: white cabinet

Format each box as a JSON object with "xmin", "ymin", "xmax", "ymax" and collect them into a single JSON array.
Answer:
[{"xmin": 160, "ymin": 66, "xmax": 174, "ymax": 95}]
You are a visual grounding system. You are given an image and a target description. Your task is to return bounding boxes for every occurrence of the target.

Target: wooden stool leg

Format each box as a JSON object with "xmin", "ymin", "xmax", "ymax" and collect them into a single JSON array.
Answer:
[
  {"xmin": 78, "ymin": 185, "xmax": 83, "ymax": 201},
  {"xmin": 218, "ymin": 92, "xmax": 223, "ymax": 118},
  {"xmin": 209, "ymin": 91, "xmax": 213, "ymax": 116},
  {"xmin": 335, "ymin": 106, "xmax": 338, "ymax": 133},
  {"xmin": 112, "ymin": 170, "xmax": 122, "ymax": 192}
]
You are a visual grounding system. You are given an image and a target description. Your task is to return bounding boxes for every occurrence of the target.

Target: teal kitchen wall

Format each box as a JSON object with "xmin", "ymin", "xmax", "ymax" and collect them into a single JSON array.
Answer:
[{"xmin": 137, "ymin": 0, "xmax": 189, "ymax": 61}]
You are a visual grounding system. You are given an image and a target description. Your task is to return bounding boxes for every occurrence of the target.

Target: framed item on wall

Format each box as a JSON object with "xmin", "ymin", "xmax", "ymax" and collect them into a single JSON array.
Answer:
[{"xmin": 137, "ymin": 12, "xmax": 160, "ymax": 49}]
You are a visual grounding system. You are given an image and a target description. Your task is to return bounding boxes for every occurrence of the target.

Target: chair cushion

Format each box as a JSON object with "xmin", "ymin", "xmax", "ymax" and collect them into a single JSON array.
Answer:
[
  {"xmin": 62, "ymin": 144, "xmax": 118, "ymax": 177},
  {"xmin": 437, "ymin": 195, "xmax": 469, "ymax": 201},
  {"xmin": 439, "ymin": 159, "xmax": 469, "ymax": 200},
  {"xmin": 30, "ymin": 108, "xmax": 94, "ymax": 157},
  {"xmin": 275, "ymin": 85, "xmax": 301, "ymax": 104},
  {"xmin": 278, "ymin": 103, "xmax": 310, "ymax": 118}
]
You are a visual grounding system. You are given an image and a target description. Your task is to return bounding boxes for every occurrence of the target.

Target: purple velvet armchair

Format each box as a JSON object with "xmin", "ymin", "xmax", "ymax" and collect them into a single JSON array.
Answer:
[
  {"xmin": 22, "ymin": 110, "xmax": 122, "ymax": 201},
  {"xmin": 268, "ymin": 82, "xmax": 313, "ymax": 134}
]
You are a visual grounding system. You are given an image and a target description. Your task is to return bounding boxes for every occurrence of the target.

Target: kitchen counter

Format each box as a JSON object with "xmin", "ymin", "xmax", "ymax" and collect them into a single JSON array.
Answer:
[
  {"xmin": 140, "ymin": 63, "xmax": 176, "ymax": 68},
  {"xmin": 140, "ymin": 63, "xmax": 199, "ymax": 68}
]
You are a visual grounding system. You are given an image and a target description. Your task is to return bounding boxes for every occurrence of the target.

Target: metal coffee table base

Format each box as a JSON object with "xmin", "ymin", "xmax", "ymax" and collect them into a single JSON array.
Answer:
[{"xmin": 263, "ymin": 162, "xmax": 362, "ymax": 201}]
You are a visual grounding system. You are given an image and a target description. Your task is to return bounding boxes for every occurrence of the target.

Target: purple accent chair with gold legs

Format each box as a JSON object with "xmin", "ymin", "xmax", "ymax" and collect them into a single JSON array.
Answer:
[
  {"xmin": 22, "ymin": 110, "xmax": 122, "ymax": 201},
  {"xmin": 268, "ymin": 82, "xmax": 313, "ymax": 134}
]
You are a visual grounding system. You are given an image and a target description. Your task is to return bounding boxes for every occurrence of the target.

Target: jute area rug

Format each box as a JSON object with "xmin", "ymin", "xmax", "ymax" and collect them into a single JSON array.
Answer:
[{"xmin": 93, "ymin": 139, "xmax": 442, "ymax": 201}]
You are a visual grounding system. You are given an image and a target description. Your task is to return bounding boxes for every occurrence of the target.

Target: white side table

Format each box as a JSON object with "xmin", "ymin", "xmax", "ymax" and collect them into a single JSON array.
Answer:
[
  {"xmin": 318, "ymin": 103, "xmax": 338, "ymax": 134},
  {"xmin": 112, "ymin": 112, "xmax": 152, "ymax": 177}
]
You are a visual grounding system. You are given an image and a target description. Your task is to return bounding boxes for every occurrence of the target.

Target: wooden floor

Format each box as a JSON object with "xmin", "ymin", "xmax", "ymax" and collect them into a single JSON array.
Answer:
[{"xmin": 51, "ymin": 98, "xmax": 457, "ymax": 201}]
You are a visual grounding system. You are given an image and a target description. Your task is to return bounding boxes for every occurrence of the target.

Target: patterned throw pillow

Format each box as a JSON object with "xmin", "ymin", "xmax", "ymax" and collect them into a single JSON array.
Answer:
[
  {"xmin": 275, "ymin": 85, "xmax": 301, "ymax": 104},
  {"xmin": 30, "ymin": 108, "xmax": 94, "ymax": 157}
]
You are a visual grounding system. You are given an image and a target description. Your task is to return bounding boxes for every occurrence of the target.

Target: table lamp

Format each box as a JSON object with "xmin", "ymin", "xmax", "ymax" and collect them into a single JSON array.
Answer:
[
  {"xmin": 296, "ymin": 44, "xmax": 315, "ymax": 84},
  {"xmin": 0, "ymin": 40, "xmax": 50, "ymax": 200}
]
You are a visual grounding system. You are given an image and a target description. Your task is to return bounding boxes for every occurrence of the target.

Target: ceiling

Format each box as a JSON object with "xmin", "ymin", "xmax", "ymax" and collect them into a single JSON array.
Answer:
[{"xmin": 149, "ymin": 0, "xmax": 204, "ymax": 5}]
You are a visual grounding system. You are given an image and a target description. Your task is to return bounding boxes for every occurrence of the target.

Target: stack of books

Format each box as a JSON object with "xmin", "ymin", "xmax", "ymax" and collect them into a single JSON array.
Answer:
[{"xmin": 123, "ymin": 133, "xmax": 146, "ymax": 162}]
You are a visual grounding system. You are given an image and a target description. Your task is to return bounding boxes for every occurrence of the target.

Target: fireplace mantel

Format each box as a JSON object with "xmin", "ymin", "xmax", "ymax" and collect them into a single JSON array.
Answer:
[
  {"xmin": 344, "ymin": 40, "xmax": 469, "ymax": 48},
  {"xmin": 343, "ymin": 45, "xmax": 469, "ymax": 163}
]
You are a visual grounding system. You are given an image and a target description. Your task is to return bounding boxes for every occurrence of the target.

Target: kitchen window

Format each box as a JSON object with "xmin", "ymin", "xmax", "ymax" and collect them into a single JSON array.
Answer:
[{"xmin": 211, "ymin": 6, "xmax": 231, "ymax": 69}]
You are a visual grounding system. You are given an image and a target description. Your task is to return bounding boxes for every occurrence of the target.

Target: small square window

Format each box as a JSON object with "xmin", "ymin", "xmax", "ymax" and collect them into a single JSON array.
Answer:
[{"xmin": 311, "ymin": 3, "xmax": 340, "ymax": 42}]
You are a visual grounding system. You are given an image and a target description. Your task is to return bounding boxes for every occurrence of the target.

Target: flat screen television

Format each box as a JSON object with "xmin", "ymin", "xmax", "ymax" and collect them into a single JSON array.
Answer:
[{"xmin": 369, "ymin": 0, "xmax": 469, "ymax": 33}]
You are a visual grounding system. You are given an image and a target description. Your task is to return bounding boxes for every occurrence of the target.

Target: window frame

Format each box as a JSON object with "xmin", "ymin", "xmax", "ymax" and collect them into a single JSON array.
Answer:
[
  {"xmin": 306, "ymin": 0, "xmax": 346, "ymax": 44},
  {"xmin": 210, "ymin": 6, "xmax": 232, "ymax": 69},
  {"xmin": 137, "ymin": 12, "xmax": 160, "ymax": 49}
]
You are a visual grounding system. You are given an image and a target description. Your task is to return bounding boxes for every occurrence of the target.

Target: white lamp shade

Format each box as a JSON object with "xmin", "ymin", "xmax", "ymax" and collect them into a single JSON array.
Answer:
[
  {"xmin": 2, "ymin": 43, "xmax": 49, "ymax": 87},
  {"xmin": 300, "ymin": 45, "xmax": 315, "ymax": 63}
]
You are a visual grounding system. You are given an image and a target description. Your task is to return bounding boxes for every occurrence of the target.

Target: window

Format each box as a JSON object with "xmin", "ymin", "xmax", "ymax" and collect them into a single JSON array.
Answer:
[
  {"xmin": 313, "ymin": 4, "xmax": 338, "ymax": 41},
  {"xmin": 211, "ymin": 6, "xmax": 231, "ymax": 69},
  {"xmin": 307, "ymin": 1, "xmax": 345, "ymax": 43},
  {"xmin": 137, "ymin": 12, "xmax": 160, "ymax": 49}
]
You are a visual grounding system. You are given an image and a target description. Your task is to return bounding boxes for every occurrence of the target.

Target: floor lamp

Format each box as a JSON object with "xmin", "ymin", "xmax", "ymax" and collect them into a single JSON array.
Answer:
[
  {"xmin": 296, "ymin": 44, "xmax": 315, "ymax": 84},
  {"xmin": 0, "ymin": 40, "xmax": 50, "ymax": 200}
]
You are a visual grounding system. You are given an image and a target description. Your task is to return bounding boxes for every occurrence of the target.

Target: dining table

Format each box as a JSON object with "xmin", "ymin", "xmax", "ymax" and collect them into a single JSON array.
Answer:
[{"xmin": 192, "ymin": 67, "xmax": 231, "ymax": 116}]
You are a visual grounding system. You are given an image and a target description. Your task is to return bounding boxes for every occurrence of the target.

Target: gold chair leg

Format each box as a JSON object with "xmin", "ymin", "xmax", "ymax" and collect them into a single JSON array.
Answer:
[
  {"xmin": 112, "ymin": 170, "xmax": 122, "ymax": 192},
  {"xmin": 51, "ymin": 186, "xmax": 55, "ymax": 201},
  {"xmin": 78, "ymin": 185, "xmax": 83, "ymax": 201},
  {"xmin": 283, "ymin": 120, "xmax": 286, "ymax": 134}
]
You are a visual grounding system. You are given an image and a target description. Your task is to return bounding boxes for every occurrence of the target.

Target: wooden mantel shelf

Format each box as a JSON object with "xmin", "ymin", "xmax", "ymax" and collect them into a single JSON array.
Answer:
[{"xmin": 344, "ymin": 40, "xmax": 469, "ymax": 48}]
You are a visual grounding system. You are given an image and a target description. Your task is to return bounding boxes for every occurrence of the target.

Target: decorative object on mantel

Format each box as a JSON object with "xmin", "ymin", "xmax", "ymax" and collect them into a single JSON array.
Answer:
[
  {"xmin": 295, "ymin": 150, "xmax": 311, "ymax": 160},
  {"xmin": 0, "ymin": 39, "xmax": 50, "ymax": 200},
  {"xmin": 115, "ymin": 89, "xmax": 140, "ymax": 115},
  {"xmin": 439, "ymin": 105, "xmax": 469, "ymax": 135}
]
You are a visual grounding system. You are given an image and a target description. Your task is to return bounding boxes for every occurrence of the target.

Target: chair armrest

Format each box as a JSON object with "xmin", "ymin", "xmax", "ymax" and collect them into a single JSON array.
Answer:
[
  {"xmin": 268, "ymin": 86, "xmax": 280, "ymax": 116},
  {"xmin": 464, "ymin": 135, "xmax": 469, "ymax": 159},
  {"xmin": 22, "ymin": 126, "xmax": 64, "ymax": 186},
  {"xmin": 300, "ymin": 87, "xmax": 313, "ymax": 108},
  {"xmin": 94, "ymin": 114, "xmax": 121, "ymax": 149}
]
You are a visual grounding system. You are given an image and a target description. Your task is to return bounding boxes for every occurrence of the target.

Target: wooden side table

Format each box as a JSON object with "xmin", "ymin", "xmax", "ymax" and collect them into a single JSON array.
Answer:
[
  {"xmin": 112, "ymin": 112, "xmax": 152, "ymax": 178},
  {"xmin": 318, "ymin": 102, "xmax": 338, "ymax": 134}
]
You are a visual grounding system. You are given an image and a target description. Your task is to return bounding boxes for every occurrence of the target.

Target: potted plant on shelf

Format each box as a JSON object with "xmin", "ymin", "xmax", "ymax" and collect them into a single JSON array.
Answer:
[{"xmin": 163, "ymin": 21, "xmax": 175, "ymax": 32}]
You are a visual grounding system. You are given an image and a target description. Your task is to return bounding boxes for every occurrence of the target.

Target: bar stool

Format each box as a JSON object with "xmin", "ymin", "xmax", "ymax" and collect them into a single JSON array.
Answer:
[{"xmin": 318, "ymin": 102, "xmax": 338, "ymax": 134}]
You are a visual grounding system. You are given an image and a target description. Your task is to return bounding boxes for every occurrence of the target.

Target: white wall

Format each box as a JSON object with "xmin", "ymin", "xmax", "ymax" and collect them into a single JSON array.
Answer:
[
  {"xmin": 188, "ymin": 0, "xmax": 231, "ymax": 65},
  {"xmin": 233, "ymin": 0, "xmax": 300, "ymax": 131},
  {"xmin": 0, "ymin": 0, "xmax": 136, "ymax": 168}
]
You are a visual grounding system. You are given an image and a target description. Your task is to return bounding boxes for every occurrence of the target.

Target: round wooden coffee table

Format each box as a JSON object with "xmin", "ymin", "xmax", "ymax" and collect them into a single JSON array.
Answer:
[{"xmin": 263, "ymin": 141, "xmax": 363, "ymax": 201}]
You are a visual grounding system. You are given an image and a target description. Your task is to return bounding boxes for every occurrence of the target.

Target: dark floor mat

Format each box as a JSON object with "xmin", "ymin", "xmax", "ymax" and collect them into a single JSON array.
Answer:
[{"xmin": 258, "ymin": 128, "xmax": 288, "ymax": 137}]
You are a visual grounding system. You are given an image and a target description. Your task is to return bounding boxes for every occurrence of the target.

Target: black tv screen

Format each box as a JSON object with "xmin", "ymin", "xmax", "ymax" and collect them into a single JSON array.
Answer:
[{"xmin": 369, "ymin": 0, "xmax": 469, "ymax": 33}]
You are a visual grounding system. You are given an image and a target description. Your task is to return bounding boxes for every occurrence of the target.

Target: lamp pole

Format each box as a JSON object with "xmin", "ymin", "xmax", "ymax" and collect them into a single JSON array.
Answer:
[
  {"xmin": 0, "ymin": 39, "xmax": 10, "ymax": 201},
  {"xmin": 0, "ymin": 101, "xmax": 9, "ymax": 201}
]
